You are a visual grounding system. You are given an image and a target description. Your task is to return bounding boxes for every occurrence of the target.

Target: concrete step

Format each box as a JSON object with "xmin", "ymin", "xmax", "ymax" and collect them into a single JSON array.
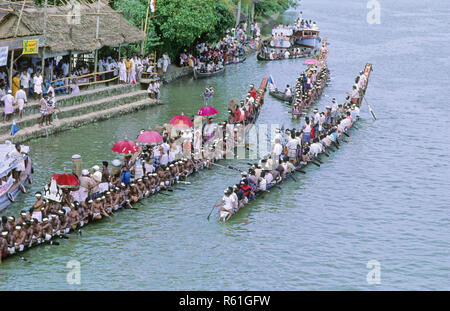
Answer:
[
  {"xmin": 1, "ymin": 98, "xmax": 163, "ymax": 144},
  {"xmin": 12, "ymin": 83, "xmax": 140, "ymax": 115},
  {"xmin": 0, "ymin": 89, "xmax": 149, "ymax": 134}
]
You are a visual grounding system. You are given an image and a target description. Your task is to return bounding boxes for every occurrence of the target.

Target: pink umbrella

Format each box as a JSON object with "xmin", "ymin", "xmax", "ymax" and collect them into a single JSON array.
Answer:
[
  {"xmin": 137, "ymin": 131, "xmax": 163, "ymax": 144},
  {"xmin": 304, "ymin": 58, "xmax": 320, "ymax": 65},
  {"xmin": 112, "ymin": 140, "xmax": 140, "ymax": 154},
  {"xmin": 169, "ymin": 114, "xmax": 193, "ymax": 129},
  {"xmin": 198, "ymin": 106, "xmax": 218, "ymax": 117}
]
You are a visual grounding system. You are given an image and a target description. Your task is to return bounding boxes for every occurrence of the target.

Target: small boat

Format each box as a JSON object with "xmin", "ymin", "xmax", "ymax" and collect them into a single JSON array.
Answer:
[
  {"xmin": 0, "ymin": 141, "xmax": 33, "ymax": 211},
  {"xmin": 269, "ymin": 89, "xmax": 293, "ymax": 103},
  {"xmin": 193, "ymin": 66, "xmax": 225, "ymax": 79},
  {"xmin": 256, "ymin": 52, "xmax": 270, "ymax": 61},
  {"xmin": 225, "ymin": 57, "xmax": 246, "ymax": 65}
]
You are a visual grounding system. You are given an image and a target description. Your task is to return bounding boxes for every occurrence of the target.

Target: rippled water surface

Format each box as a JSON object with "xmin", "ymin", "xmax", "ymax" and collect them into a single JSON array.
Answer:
[{"xmin": 1, "ymin": 0, "xmax": 449, "ymax": 290}]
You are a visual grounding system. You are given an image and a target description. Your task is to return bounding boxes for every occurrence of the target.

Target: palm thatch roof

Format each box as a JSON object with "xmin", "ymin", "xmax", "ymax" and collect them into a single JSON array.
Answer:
[{"xmin": 0, "ymin": 1, "xmax": 145, "ymax": 54}]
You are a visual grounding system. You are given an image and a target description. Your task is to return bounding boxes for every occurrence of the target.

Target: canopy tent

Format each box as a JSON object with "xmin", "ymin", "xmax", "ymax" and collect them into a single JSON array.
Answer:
[{"xmin": 0, "ymin": 1, "xmax": 145, "ymax": 54}]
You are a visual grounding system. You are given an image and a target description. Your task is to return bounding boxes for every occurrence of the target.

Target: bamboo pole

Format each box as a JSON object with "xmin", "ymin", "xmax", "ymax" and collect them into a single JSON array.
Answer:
[
  {"xmin": 8, "ymin": 1, "xmax": 27, "ymax": 89},
  {"xmin": 141, "ymin": 0, "xmax": 150, "ymax": 55},
  {"xmin": 93, "ymin": 0, "xmax": 101, "ymax": 82},
  {"xmin": 40, "ymin": 0, "xmax": 48, "ymax": 83}
]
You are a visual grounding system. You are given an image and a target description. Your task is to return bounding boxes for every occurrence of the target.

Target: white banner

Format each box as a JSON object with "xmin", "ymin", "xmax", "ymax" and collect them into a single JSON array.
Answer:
[{"xmin": 0, "ymin": 46, "xmax": 8, "ymax": 67}]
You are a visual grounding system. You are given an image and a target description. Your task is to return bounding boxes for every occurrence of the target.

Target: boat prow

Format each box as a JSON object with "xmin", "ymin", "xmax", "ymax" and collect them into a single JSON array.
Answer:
[
  {"xmin": 0, "ymin": 142, "xmax": 33, "ymax": 211},
  {"xmin": 269, "ymin": 90, "xmax": 293, "ymax": 103}
]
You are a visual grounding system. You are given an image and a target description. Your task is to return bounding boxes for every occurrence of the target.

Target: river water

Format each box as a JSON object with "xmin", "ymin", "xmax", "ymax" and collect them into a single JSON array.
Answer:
[{"xmin": 1, "ymin": 0, "xmax": 449, "ymax": 290}]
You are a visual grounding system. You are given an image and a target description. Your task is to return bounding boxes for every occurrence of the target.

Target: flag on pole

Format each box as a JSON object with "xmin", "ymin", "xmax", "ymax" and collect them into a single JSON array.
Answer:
[
  {"xmin": 10, "ymin": 120, "xmax": 18, "ymax": 136},
  {"xmin": 268, "ymin": 74, "xmax": 276, "ymax": 89},
  {"xmin": 150, "ymin": 0, "xmax": 156, "ymax": 13}
]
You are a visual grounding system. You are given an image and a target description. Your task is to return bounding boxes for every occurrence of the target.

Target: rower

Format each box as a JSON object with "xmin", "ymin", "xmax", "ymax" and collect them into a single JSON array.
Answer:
[
  {"xmin": 215, "ymin": 189, "xmax": 236, "ymax": 222},
  {"xmin": 309, "ymin": 138, "xmax": 323, "ymax": 158},
  {"xmin": 286, "ymin": 132, "xmax": 300, "ymax": 165},
  {"xmin": 285, "ymin": 85, "xmax": 292, "ymax": 96},
  {"xmin": 228, "ymin": 186, "xmax": 240, "ymax": 213},
  {"xmin": 272, "ymin": 138, "xmax": 283, "ymax": 162},
  {"xmin": 239, "ymin": 179, "xmax": 252, "ymax": 203},
  {"xmin": 258, "ymin": 172, "xmax": 267, "ymax": 192}
]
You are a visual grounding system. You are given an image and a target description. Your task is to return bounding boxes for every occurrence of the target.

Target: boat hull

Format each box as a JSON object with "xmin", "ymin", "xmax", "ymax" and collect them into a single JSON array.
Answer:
[
  {"xmin": 0, "ymin": 157, "xmax": 32, "ymax": 211},
  {"xmin": 269, "ymin": 90, "xmax": 293, "ymax": 103},
  {"xmin": 193, "ymin": 67, "xmax": 225, "ymax": 79},
  {"xmin": 294, "ymin": 36, "xmax": 321, "ymax": 50}
]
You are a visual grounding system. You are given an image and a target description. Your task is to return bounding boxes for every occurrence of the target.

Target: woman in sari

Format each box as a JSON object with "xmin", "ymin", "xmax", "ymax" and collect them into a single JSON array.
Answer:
[{"xmin": 12, "ymin": 73, "xmax": 20, "ymax": 97}]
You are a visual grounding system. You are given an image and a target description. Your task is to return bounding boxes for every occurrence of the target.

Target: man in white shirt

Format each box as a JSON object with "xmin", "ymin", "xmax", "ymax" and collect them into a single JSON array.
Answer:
[
  {"xmin": 215, "ymin": 189, "xmax": 236, "ymax": 222},
  {"xmin": 61, "ymin": 62, "xmax": 69, "ymax": 77},
  {"xmin": 351, "ymin": 105, "xmax": 360, "ymax": 119},
  {"xmin": 272, "ymin": 138, "xmax": 283, "ymax": 162},
  {"xmin": 286, "ymin": 133, "xmax": 299, "ymax": 164},
  {"xmin": 309, "ymin": 138, "xmax": 323, "ymax": 158},
  {"xmin": 284, "ymin": 50, "xmax": 290, "ymax": 59},
  {"xmin": 15, "ymin": 87, "xmax": 27, "ymax": 121},
  {"xmin": 258, "ymin": 172, "xmax": 267, "ymax": 191},
  {"xmin": 2, "ymin": 90, "xmax": 15, "ymax": 122},
  {"xmin": 351, "ymin": 85, "xmax": 360, "ymax": 105},
  {"xmin": 285, "ymin": 85, "xmax": 292, "ymax": 96},
  {"xmin": 337, "ymin": 116, "xmax": 352, "ymax": 133},
  {"xmin": 147, "ymin": 82, "xmax": 155, "ymax": 98},
  {"xmin": 33, "ymin": 71, "xmax": 43, "ymax": 101},
  {"xmin": 358, "ymin": 71, "xmax": 367, "ymax": 89},
  {"xmin": 20, "ymin": 70, "xmax": 30, "ymax": 95},
  {"xmin": 103, "ymin": 59, "xmax": 112, "ymax": 85},
  {"xmin": 264, "ymin": 170, "xmax": 274, "ymax": 185},
  {"xmin": 331, "ymin": 98, "xmax": 338, "ymax": 125}
]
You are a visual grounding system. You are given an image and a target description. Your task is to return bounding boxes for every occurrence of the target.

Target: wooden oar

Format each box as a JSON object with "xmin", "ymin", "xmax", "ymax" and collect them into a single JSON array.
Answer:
[
  {"xmin": 207, "ymin": 204, "xmax": 219, "ymax": 221},
  {"xmin": 363, "ymin": 96, "xmax": 377, "ymax": 120},
  {"xmin": 343, "ymin": 132, "xmax": 350, "ymax": 137},
  {"xmin": 271, "ymin": 183, "xmax": 282, "ymax": 190},
  {"xmin": 45, "ymin": 240, "xmax": 60, "ymax": 246},
  {"xmin": 178, "ymin": 181, "xmax": 191, "ymax": 185},
  {"xmin": 173, "ymin": 187, "xmax": 186, "ymax": 191},
  {"xmin": 210, "ymin": 162, "xmax": 243, "ymax": 173},
  {"xmin": 310, "ymin": 161, "xmax": 320, "ymax": 167},
  {"xmin": 332, "ymin": 141, "xmax": 340, "ymax": 149}
]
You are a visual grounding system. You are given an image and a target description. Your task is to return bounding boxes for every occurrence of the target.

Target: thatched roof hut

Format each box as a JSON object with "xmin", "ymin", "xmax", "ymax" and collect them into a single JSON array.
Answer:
[{"xmin": 0, "ymin": 1, "xmax": 145, "ymax": 55}]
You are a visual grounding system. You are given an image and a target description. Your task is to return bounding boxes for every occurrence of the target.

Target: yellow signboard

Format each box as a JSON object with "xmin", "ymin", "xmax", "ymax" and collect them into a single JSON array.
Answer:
[{"xmin": 23, "ymin": 39, "xmax": 39, "ymax": 54}]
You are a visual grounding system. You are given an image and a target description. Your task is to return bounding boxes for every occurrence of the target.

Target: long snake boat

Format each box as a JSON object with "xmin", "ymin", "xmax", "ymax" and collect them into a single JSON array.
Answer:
[
  {"xmin": 217, "ymin": 64, "xmax": 372, "ymax": 222},
  {"xmin": 1, "ymin": 78, "xmax": 269, "ymax": 262}
]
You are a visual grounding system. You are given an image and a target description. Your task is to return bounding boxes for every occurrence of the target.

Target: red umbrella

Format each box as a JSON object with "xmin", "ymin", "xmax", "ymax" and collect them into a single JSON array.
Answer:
[
  {"xmin": 197, "ymin": 106, "xmax": 218, "ymax": 117},
  {"xmin": 137, "ymin": 131, "xmax": 163, "ymax": 144},
  {"xmin": 169, "ymin": 114, "xmax": 193, "ymax": 129},
  {"xmin": 112, "ymin": 140, "xmax": 140, "ymax": 154},
  {"xmin": 51, "ymin": 173, "xmax": 80, "ymax": 189}
]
